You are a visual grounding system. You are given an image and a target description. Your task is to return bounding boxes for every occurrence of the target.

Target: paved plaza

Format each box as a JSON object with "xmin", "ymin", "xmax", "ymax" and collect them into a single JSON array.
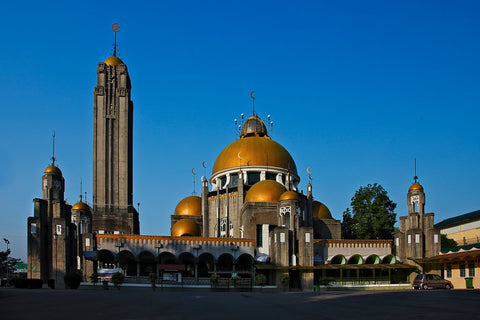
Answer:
[{"xmin": 1, "ymin": 287, "xmax": 479, "ymax": 320}]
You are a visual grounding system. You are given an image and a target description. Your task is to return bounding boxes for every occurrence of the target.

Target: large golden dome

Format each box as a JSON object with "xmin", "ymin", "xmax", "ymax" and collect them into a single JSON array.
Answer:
[
  {"xmin": 104, "ymin": 56, "xmax": 123, "ymax": 66},
  {"xmin": 44, "ymin": 165, "xmax": 62, "ymax": 175},
  {"xmin": 312, "ymin": 201, "xmax": 332, "ymax": 220},
  {"xmin": 175, "ymin": 196, "xmax": 202, "ymax": 216},
  {"xmin": 171, "ymin": 219, "xmax": 201, "ymax": 237},
  {"xmin": 245, "ymin": 180, "xmax": 287, "ymax": 203},
  {"xmin": 212, "ymin": 136, "xmax": 297, "ymax": 175},
  {"xmin": 72, "ymin": 202, "xmax": 91, "ymax": 212},
  {"xmin": 409, "ymin": 183, "xmax": 424, "ymax": 192}
]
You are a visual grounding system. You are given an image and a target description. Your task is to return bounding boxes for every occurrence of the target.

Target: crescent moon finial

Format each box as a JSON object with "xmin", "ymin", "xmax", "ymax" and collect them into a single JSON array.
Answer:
[
  {"xmin": 202, "ymin": 161, "xmax": 207, "ymax": 168},
  {"xmin": 112, "ymin": 23, "xmax": 120, "ymax": 32},
  {"xmin": 191, "ymin": 168, "xmax": 196, "ymax": 175},
  {"xmin": 306, "ymin": 167, "xmax": 311, "ymax": 175},
  {"xmin": 250, "ymin": 90, "xmax": 256, "ymax": 100}
]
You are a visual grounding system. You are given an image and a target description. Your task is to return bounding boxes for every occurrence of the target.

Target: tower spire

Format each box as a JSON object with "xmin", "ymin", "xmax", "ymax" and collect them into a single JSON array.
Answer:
[
  {"xmin": 79, "ymin": 179, "xmax": 83, "ymax": 202},
  {"xmin": 51, "ymin": 130, "xmax": 56, "ymax": 166},
  {"xmin": 112, "ymin": 23, "xmax": 120, "ymax": 57}
]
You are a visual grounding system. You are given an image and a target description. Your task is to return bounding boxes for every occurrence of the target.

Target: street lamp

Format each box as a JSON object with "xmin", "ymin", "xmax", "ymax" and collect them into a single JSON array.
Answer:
[
  {"xmin": 192, "ymin": 244, "xmax": 202, "ymax": 284},
  {"xmin": 3, "ymin": 238, "xmax": 10, "ymax": 284}
]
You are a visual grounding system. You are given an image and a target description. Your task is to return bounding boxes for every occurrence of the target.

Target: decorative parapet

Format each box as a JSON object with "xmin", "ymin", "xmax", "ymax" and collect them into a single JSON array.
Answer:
[{"xmin": 96, "ymin": 234, "xmax": 255, "ymax": 259}]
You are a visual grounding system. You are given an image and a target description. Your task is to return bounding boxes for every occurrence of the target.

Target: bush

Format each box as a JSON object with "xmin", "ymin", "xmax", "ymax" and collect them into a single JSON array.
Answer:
[
  {"xmin": 90, "ymin": 273, "xmax": 99, "ymax": 284},
  {"xmin": 64, "ymin": 272, "xmax": 82, "ymax": 289},
  {"xmin": 210, "ymin": 274, "xmax": 220, "ymax": 286},
  {"xmin": 111, "ymin": 272, "xmax": 125, "ymax": 290},
  {"xmin": 230, "ymin": 275, "xmax": 241, "ymax": 287},
  {"xmin": 255, "ymin": 274, "xmax": 267, "ymax": 287},
  {"xmin": 280, "ymin": 273, "xmax": 290, "ymax": 289}
]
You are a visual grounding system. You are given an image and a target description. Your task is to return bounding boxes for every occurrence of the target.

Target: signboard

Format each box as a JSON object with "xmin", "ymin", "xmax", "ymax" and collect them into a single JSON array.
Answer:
[
  {"xmin": 97, "ymin": 268, "xmax": 123, "ymax": 280},
  {"xmin": 16, "ymin": 263, "xmax": 27, "ymax": 273}
]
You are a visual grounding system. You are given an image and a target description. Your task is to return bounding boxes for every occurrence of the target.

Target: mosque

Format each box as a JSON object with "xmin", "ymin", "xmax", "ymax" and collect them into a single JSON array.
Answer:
[{"xmin": 26, "ymin": 27, "xmax": 442, "ymax": 290}]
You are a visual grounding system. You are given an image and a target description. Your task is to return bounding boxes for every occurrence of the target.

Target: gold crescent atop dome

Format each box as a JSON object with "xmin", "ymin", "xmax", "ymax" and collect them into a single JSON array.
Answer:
[
  {"xmin": 306, "ymin": 167, "xmax": 311, "ymax": 174},
  {"xmin": 112, "ymin": 23, "xmax": 120, "ymax": 32},
  {"xmin": 191, "ymin": 168, "xmax": 196, "ymax": 175},
  {"xmin": 250, "ymin": 91, "xmax": 256, "ymax": 99},
  {"xmin": 202, "ymin": 161, "xmax": 207, "ymax": 168}
]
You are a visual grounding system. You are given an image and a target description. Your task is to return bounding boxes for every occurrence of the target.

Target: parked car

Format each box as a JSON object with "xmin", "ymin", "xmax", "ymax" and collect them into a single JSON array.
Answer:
[{"xmin": 412, "ymin": 274, "xmax": 453, "ymax": 290}]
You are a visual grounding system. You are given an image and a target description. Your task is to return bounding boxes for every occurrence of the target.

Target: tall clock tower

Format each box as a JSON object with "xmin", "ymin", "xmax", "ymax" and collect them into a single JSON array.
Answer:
[{"xmin": 92, "ymin": 26, "xmax": 139, "ymax": 235}]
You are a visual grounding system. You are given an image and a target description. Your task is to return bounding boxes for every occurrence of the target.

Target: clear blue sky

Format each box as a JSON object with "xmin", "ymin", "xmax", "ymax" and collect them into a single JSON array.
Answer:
[{"xmin": 1, "ymin": 1, "xmax": 479, "ymax": 261}]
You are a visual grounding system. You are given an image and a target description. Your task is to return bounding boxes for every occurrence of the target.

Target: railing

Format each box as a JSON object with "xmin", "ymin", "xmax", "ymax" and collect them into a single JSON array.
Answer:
[{"xmin": 318, "ymin": 276, "xmax": 393, "ymax": 285}]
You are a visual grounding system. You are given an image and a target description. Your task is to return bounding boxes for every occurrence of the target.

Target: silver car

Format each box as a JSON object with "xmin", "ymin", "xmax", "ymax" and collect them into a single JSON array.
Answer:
[{"xmin": 412, "ymin": 274, "xmax": 453, "ymax": 290}]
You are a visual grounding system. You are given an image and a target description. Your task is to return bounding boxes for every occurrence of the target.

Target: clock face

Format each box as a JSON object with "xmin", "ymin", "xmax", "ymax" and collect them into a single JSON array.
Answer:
[{"xmin": 411, "ymin": 195, "xmax": 420, "ymax": 204}]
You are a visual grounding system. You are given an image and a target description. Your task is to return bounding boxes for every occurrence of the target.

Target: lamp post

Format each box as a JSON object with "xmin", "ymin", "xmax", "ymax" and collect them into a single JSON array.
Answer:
[
  {"xmin": 154, "ymin": 242, "xmax": 163, "ymax": 280},
  {"xmin": 3, "ymin": 238, "xmax": 10, "ymax": 285},
  {"xmin": 53, "ymin": 233, "xmax": 58, "ymax": 287},
  {"xmin": 192, "ymin": 244, "xmax": 202, "ymax": 284}
]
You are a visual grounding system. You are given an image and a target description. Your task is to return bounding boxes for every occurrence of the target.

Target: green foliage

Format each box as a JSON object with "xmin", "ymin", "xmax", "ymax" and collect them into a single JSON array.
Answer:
[
  {"xmin": 280, "ymin": 273, "xmax": 290, "ymax": 288},
  {"xmin": 230, "ymin": 275, "xmax": 241, "ymax": 287},
  {"xmin": 209, "ymin": 274, "xmax": 220, "ymax": 286},
  {"xmin": 441, "ymin": 234, "xmax": 458, "ymax": 250},
  {"xmin": 111, "ymin": 272, "xmax": 125, "ymax": 290},
  {"xmin": 64, "ymin": 272, "xmax": 82, "ymax": 289},
  {"xmin": 255, "ymin": 274, "xmax": 267, "ymax": 287},
  {"xmin": 0, "ymin": 249, "xmax": 22, "ymax": 281},
  {"xmin": 342, "ymin": 183, "xmax": 397, "ymax": 240}
]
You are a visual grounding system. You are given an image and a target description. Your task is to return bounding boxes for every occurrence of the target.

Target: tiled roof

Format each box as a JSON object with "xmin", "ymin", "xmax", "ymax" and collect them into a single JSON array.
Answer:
[{"xmin": 434, "ymin": 209, "xmax": 480, "ymax": 228}]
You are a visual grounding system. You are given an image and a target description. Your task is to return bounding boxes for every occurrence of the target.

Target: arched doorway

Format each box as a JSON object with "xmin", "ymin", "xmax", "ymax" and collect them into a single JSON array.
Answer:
[
  {"xmin": 97, "ymin": 249, "xmax": 115, "ymax": 268},
  {"xmin": 178, "ymin": 252, "xmax": 195, "ymax": 277},
  {"xmin": 138, "ymin": 251, "xmax": 156, "ymax": 276},
  {"xmin": 198, "ymin": 253, "xmax": 215, "ymax": 277},
  {"xmin": 118, "ymin": 250, "xmax": 136, "ymax": 276}
]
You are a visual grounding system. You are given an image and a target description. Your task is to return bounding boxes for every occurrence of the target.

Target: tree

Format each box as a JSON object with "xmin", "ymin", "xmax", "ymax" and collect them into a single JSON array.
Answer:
[
  {"xmin": 441, "ymin": 234, "xmax": 457, "ymax": 250},
  {"xmin": 342, "ymin": 183, "xmax": 397, "ymax": 240},
  {"xmin": 111, "ymin": 272, "xmax": 124, "ymax": 290},
  {"xmin": 0, "ymin": 249, "xmax": 22, "ymax": 283}
]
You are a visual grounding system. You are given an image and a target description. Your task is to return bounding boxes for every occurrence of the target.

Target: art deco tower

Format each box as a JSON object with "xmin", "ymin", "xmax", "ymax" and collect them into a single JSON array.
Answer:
[{"xmin": 92, "ymin": 26, "xmax": 139, "ymax": 235}]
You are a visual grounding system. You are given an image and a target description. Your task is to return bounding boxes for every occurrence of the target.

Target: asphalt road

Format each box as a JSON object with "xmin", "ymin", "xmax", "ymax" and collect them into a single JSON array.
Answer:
[{"xmin": 1, "ymin": 287, "xmax": 479, "ymax": 320}]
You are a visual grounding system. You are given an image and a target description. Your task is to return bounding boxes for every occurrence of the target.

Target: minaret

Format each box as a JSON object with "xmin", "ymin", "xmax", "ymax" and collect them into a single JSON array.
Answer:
[
  {"xmin": 92, "ymin": 24, "xmax": 139, "ymax": 235},
  {"xmin": 395, "ymin": 161, "xmax": 440, "ymax": 269},
  {"xmin": 28, "ymin": 134, "xmax": 74, "ymax": 287}
]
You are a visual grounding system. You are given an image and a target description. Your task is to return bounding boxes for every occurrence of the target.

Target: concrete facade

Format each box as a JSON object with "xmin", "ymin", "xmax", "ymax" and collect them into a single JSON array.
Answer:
[{"xmin": 92, "ymin": 57, "xmax": 139, "ymax": 235}]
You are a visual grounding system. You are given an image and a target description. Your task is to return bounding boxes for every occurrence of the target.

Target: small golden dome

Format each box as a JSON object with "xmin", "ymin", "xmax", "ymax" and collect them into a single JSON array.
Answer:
[
  {"xmin": 174, "ymin": 196, "xmax": 202, "ymax": 216},
  {"xmin": 72, "ymin": 202, "xmax": 91, "ymax": 212},
  {"xmin": 241, "ymin": 116, "xmax": 268, "ymax": 138},
  {"xmin": 104, "ymin": 56, "xmax": 123, "ymax": 66},
  {"xmin": 312, "ymin": 201, "xmax": 332, "ymax": 220},
  {"xmin": 409, "ymin": 183, "xmax": 424, "ymax": 192},
  {"xmin": 44, "ymin": 165, "xmax": 62, "ymax": 175},
  {"xmin": 280, "ymin": 191, "xmax": 298, "ymax": 201},
  {"xmin": 245, "ymin": 180, "xmax": 286, "ymax": 203},
  {"xmin": 171, "ymin": 219, "xmax": 201, "ymax": 237},
  {"xmin": 212, "ymin": 136, "xmax": 297, "ymax": 175}
]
